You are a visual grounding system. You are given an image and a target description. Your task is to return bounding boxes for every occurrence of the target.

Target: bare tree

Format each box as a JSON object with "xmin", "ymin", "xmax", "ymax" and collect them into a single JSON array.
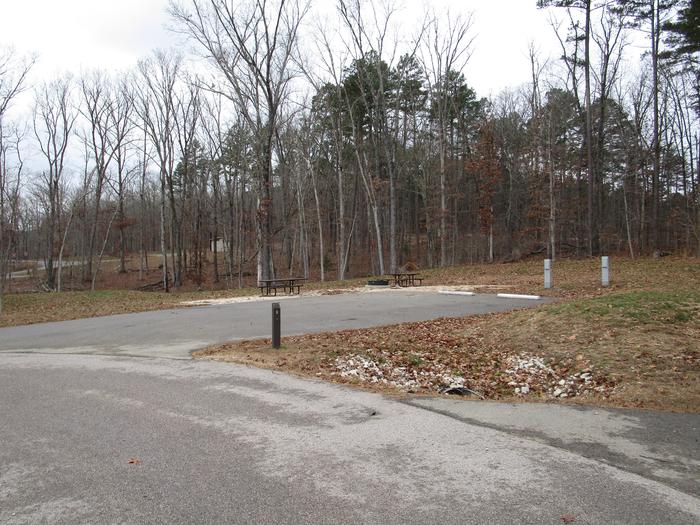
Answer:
[
  {"xmin": 540, "ymin": 1, "xmax": 596, "ymax": 254},
  {"xmin": 420, "ymin": 10, "xmax": 474, "ymax": 267},
  {"xmin": 79, "ymin": 71, "xmax": 134, "ymax": 280},
  {"xmin": 2, "ymin": 2, "xmax": 700, "ymax": 296},
  {"xmin": 1, "ymin": 48, "xmax": 33, "ymax": 312},
  {"xmin": 592, "ymin": 4, "xmax": 628, "ymax": 253},
  {"xmin": 306, "ymin": 19, "xmax": 351, "ymax": 280},
  {"xmin": 33, "ymin": 77, "xmax": 77, "ymax": 290},
  {"xmin": 334, "ymin": 0, "xmax": 397, "ymax": 275},
  {"xmin": 56, "ymin": 181, "xmax": 93, "ymax": 292},
  {"xmin": 0, "ymin": 47, "xmax": 34, "ymax": 121},
  {"xmin": 172, "ymin": 76, "xmax": 202, "ymax": 285},
  {"xmin": 109, "ymin": 78, "xmax": 136, "ymax": 275},
  {"xmin": 0, "ymin": 126, "xmax": 25, "ymax": 313},
  {"xmin": 135, "ymin": 52, "xmax": 181, "ymax": 292},
  {"xmin": 170, "ymin": 0, "xmax": 309, "ymax": 282}
]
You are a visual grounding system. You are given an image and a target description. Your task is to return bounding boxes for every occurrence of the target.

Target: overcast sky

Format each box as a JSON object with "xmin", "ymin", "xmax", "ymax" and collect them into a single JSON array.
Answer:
[{"xmin": 1, "ymin": 0, "xmax": 563, "ymax": 103}]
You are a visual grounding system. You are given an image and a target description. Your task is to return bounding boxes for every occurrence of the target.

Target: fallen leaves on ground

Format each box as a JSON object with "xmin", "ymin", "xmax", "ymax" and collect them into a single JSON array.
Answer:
[
  {"xmin": 197, "ymin": 286, "xmax": 700, "ymax": 412},
  {"xmin": 197, "ymin": 312, "xmax": 615, "ymax": 403}
]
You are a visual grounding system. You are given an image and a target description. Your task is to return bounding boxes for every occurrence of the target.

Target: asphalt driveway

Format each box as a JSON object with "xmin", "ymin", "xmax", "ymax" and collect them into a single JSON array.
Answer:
[{"xmin": 0, "ymin": 289, "xmax": 550, "ymax": 358}]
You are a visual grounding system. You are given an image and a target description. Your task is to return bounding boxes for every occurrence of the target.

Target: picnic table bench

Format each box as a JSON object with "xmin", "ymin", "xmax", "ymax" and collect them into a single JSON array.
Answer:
[
  {"xmin": 389, "ymin": 272, "xmax": 423, "ymax": 287},
  {"xmin": 258, "ymin": 277, "xmax": 306, "ymax": 296}
]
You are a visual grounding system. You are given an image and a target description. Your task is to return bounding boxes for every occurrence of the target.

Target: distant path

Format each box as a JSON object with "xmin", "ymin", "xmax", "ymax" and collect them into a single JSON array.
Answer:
[
  {"xmin": 5, "ymin": 258, "xmax": 119, "ymax": 279},
  {"xmin": 7, "ymin": 259, "xmax": 81, "ymax": 279},
  {"xmin": 0, "ymin": 290, "xmax": 551, "ymax": 358}
]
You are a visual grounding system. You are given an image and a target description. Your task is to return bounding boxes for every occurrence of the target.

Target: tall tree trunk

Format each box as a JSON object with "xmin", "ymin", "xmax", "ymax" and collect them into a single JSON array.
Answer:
[
  {"xmin": 584, "ymin": 0, "xmax": 595, "ymax": 256},
  {"xmin": 87, "ymin": 174, "xmax": 104, "ymax": 280},
  {"xmin": 549, "ymin": 163, "xmax": 556, "ymax": 262},
  {"xmin": 623, "ymin": 178, "xmax": 635, "ymax": 258},
  {"xmin": 118, "ymin": 176, "xmax": 126, "ymax": 274},
  {"xmin": 650, "ymin": 0, "xmax": 661, "ymax": 254},
  {"xmin": 139, "ymin": 153, "xmax": 147, "ymax": 280},
  {"xmin": 92, "ymin": 208, "xmax": 119, "ymax": 291},
  {"xmin": 332, "ymin": 117, "xmax": 348, "ymax": 281},
  {"xmin": 309, "ymin": 160, "xmax": 325, "ymax": 281},
  {"xmin": 257, "ymin": 133, "xmax": 274, "ymax": 282},
  {"xmin": 296, "ymin": 168, "xmax": 309, "ymax": 279},
  {"xmin": 46, "ymin": 177, "xmax": 57, "ymax": 290},
  {"xmin": 212, "ymin": 170, "xmax": 220, "ymax": 284},
  {"xmin": 56, "ymin": 207, "xmax": 76, "ymax": 292},
  {"xmin": 160, "ymin": 170, "xmax": 169, "ymax": 292},
  {"xmin": 439, "ymin": 135, "xmax": 448, "ymax": 267}
]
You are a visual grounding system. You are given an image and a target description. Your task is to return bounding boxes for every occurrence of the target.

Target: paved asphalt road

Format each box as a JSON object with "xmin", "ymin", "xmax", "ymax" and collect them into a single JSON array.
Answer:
[
  {"xmin": 0, "ymin": 290, "xmax": 551, "ymax": 358},
  {"xmin": 1, "ymin": 354, "xmax": 699, "ymax": 525},
  {"xmin": 1, "ymin": 290, "xmax": 698, "ymax": 523},
  {"xmin": 408, "ymin": 398, "xmax": 700, "ymax": 498}
]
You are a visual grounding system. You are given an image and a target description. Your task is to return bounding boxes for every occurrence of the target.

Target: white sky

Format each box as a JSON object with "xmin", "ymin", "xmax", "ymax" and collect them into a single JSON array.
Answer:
[
  {"xmin": 1, "ymin": 0, "xmax": 562, "ymax": 101},
  {"xmin": 1, "ymin": 0, "xmax": 569, "ymax": 174}
]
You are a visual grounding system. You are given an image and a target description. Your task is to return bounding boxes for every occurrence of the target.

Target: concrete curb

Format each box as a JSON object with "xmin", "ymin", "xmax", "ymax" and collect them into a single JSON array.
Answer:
[{"xmin": 497, "ymin": 293, "xmax": 541, "ymax": 300}]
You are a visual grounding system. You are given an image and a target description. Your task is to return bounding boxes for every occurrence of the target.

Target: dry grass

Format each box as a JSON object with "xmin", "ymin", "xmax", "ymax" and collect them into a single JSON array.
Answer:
[
  {"xmin": 469, "ymin": 292, "xmax": 700, "ymax": 412},
  {"xmin": 4, "ymin": 254, "xmax": 695, "ymax": 327},
  {"xmin": 422, "ymin": 256, "xmax": 700, "ymax": 298},
  {"xmin": 0, "ymin": 288, "xmax": 255, "ymax": 328}
]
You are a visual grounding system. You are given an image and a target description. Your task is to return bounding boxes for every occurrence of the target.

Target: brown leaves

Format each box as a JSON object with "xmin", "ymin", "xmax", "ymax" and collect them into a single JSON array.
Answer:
[
  {"xmin": 561, "ymin": 514, "xmax": 576, "ymax": 523},
  {"xmin": 192, "ymin": 257, "xmax": 700, "ymax": 412},
  {"xmin": 198, "ymin": 305, "xmax": 613, "ymax": 401},
  {"xmin": 127, "ymin": 458, "xmax": 141, "ymax": 465}
]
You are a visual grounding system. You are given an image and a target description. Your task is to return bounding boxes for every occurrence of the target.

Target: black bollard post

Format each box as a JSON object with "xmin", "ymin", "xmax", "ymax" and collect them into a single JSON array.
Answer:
[{"xmin": 272, "ymin": 302, "xmax": 281, "ymax": 349}]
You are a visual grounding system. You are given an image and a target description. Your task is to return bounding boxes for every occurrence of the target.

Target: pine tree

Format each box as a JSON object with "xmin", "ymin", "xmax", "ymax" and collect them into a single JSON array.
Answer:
[
  {"xmin": 613, "ymin": 0, "xmax": 675, "ymax": 253},
  {"xmin": 537, "ymin": 0, "xmax": 597, "ymax": 254},
  {"xmin": 664, "ymin": 0, "xmax": 700, "ymax": 58}
]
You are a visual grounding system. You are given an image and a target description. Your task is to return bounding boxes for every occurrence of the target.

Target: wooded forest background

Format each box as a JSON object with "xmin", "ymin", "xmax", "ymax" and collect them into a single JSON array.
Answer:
[{"xmin": 0, "ymin": 0, "xmax": 698, "ymax": 301}]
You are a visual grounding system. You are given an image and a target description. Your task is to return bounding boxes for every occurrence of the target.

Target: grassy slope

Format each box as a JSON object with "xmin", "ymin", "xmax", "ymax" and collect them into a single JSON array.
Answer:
[
  {"xmin": 472, "ymin": 291, "xmax": 700, "ymax": 411},
  {"xmin": 196, "ymin": 257, "xmax": 700, "ymax": 412}
]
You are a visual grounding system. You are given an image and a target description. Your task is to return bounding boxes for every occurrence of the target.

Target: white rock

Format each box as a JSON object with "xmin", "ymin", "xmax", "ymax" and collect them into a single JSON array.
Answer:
[
  {"xmin": 521, "ymin": 385, "xmax": 530, "ymax": 395},
  {"xmin": 553, "ymin": 388, "xmax": 563, "ymax": 397}
]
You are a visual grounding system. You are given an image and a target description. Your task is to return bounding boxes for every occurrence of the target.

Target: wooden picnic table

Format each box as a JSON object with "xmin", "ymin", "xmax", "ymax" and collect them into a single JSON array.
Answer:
[
  {"xmin": 258, "ymin": 277, "xmax": 307, "ymax": 296},
  {"xmin": 389, "ymin": 272, "xmax": 423, "ymax": 287}
]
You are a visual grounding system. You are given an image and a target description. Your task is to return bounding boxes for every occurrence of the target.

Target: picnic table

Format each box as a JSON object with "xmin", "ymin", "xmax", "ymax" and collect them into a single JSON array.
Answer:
[
  {"xmin": 258, "ymin": 277, "xmax": 307, "ymax": 296},
  {"xmin": 389, "ymin": 272, "xmax": 423, "ymax": 287}
]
